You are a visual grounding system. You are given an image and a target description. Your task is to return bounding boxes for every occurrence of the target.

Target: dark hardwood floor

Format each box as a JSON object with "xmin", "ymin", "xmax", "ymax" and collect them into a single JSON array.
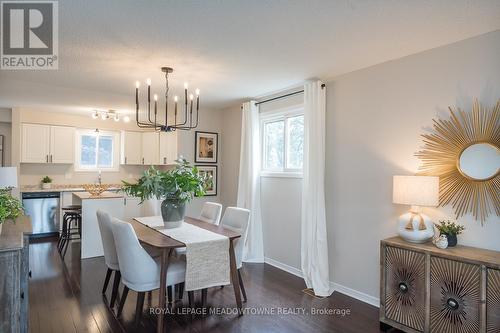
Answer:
[{"xmin": 28, "ymin": 238, "xmax": 398, "ymax": 333}]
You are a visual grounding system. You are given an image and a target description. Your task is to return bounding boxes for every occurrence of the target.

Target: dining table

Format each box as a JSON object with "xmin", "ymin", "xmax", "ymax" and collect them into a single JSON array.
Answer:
[{"xmin": 130, "ymin": 216, "xmax": 243, "ymax": 333}]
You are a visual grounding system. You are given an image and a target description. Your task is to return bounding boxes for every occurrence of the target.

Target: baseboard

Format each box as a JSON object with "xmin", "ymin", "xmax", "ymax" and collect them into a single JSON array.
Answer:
[
  {"xmin": 264, "ymin": 256, "xmax": 380, "ymax": 308},
  {"xmin": 330, "ymin": 282, "xmax": 380, "ymax": 308},
  {"xmin": 264, "ymin": 257, "xmax": 303, "ymax": 278}
]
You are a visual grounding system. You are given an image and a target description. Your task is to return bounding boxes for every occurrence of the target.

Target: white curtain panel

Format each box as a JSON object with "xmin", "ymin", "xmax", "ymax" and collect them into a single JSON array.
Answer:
[
  {"xmin": 301, "ymin": 81, "xmax": 332, "ymax": 297},
  {"xmin": 237, "ymin": 101, "xmax": 265, "ymax": 263}
]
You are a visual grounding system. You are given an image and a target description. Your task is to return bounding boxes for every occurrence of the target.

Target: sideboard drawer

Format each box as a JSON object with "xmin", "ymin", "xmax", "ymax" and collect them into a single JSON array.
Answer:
[
  {"xmin": 487, "ymin": 268, "xmax": 500, "ymax": 333},
  {"xmin": 430, "ymin": 256, "xmax": 481, "ymax": 333},
  {"xmin": 384, "ymin": 246, "xmax": 426, "ymax": 332}
]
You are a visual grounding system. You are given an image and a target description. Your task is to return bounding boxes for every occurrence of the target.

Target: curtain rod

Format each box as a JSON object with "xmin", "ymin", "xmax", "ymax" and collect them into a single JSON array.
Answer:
[{"xmin": 254, "ymin": 83, "xmax": 325, "ymax": 106}]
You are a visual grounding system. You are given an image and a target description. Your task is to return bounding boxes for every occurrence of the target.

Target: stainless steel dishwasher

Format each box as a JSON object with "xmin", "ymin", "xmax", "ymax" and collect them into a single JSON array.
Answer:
[{"xmin": 22, "ymin": 192, "xmax": 60, "ymax": 237}]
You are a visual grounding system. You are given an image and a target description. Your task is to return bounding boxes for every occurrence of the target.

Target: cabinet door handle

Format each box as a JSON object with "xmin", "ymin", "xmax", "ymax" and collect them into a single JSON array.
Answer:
[
  {"xmin": 124, "ymin": 157, "xmax": 127, "ymax": 164},
  {"xmin": 46, "ymin": 155, "xmax": 49, "ymax": 163},
  {"xmin": 142, "ymin": 158, "xmax": 145, "ymax": 164},
  {"xmin": 50, "ymin": 155, "xmax": 53, "ymax": 163},
  {"xmin": 164, "ymin": 157, "xmax": 166, "ymax": 164}
]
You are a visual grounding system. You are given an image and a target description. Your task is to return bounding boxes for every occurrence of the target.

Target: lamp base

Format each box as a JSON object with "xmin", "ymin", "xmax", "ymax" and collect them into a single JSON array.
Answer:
[{"xmin": 397, "ymin": 212, "xmax": 434, "ymax": 243}]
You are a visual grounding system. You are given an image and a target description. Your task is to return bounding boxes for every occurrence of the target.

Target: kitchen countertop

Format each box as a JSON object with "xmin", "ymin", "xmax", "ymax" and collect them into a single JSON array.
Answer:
[
  {"xmin": 72, "ymin": 191, "xmax": 124, "ymax": 200},
  {"xmin": 20, "ymin": 184, "xmax": 122, "ymax": 193}
]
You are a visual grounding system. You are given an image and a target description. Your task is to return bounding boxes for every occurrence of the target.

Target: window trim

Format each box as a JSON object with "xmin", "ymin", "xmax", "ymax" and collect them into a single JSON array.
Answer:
[
  {"xmin": 74, "ymin": 129, "xmax": 120, "ymax": 172},
  {"xmin": 260, "ymin": 106, "xmax": 304, "ymax": 177}
]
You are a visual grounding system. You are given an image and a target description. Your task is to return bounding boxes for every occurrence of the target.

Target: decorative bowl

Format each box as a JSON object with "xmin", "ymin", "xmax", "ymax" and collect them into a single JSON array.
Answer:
[{"xmin": 83, "ymin": 184, "xmax": 109, "ymax": 196}]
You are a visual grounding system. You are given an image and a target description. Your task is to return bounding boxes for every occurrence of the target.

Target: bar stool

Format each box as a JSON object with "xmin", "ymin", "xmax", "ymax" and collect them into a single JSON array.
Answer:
[{"xmin": 58, "ymin": 205, "xmax": 82, "ymax": 259}]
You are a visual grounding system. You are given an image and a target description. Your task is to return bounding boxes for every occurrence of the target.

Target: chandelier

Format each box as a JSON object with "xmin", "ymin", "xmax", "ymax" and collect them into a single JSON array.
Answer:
[{"xmin": 135, "ymin": 66, "xmax": 199, "ymax": 132}]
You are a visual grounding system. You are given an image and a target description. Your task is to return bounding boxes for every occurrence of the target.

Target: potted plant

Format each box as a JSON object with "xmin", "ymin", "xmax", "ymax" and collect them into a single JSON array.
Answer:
[
  {"xmin": 0, "ymin": 190, "xmax": 24, "ymax": 235},
  {"xmin": 41, "ymin": 176, "xmax": 52, "ymax": 189},
  {"xmin": 435, "ymin": 220, "xmax": 465, "ymax": 247},
  {"xmin": 122, "ymin": 159, "xmax": 210, "ymax": 228}
]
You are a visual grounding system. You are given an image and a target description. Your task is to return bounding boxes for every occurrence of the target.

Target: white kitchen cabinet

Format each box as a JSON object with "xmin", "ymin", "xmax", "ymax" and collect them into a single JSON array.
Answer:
[
  {"xmin": 159, "ymin": 131, "xmax": 178, "ymax": 165},
  {"xmin": 121, "ymin": 131, "xmax": 142, "ymax": 165},
  {"xmin": 123, "ymin": 196, "xmax": 142, "ymax": 220},
  {"xmin": 50, "ymin": 126, "xmax": 75, "ymax": 163},
  {"xmin": 21, "ymin": 123, "xmax": 74, "ymax": 164},
  {"xmin": 142, "ymin": 132, "xmax": 159, "ymax": 165}
]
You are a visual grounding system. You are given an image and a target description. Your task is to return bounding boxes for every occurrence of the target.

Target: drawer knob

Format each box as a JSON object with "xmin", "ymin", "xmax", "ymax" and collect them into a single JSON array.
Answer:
[
  {"xmin": 398, "ymin": 282, "xmax": 408, "ymax": 293},
  {"xmin": 446, "ymin": 298, "xmax": 459, "ymax": 310}
]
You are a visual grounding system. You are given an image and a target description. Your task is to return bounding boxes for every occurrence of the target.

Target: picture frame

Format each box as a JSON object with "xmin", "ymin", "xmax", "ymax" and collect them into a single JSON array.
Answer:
[
  {"xmin": 195, "ymin": 131, "xmax": 218, "ymax": 163},
  {"xmin": 197, "ymin": 165, "xmax": 217, "ymax": 196}
]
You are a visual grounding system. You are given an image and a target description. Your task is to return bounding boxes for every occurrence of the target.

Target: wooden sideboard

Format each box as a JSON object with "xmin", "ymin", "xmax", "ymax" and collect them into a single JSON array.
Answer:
[
  {"xmin": 0, "ymin": 216, "xmax": 32, "ymax": 333},
  {"xmin": 380, "ymin": 236, "xmax": 500, "ymax": 333}
]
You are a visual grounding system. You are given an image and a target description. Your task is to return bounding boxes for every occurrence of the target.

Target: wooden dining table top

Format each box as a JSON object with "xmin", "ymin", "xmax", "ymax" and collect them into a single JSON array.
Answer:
[{"xmin": 130, "ymin": 216, "xmax": 241, "ymax": 249}]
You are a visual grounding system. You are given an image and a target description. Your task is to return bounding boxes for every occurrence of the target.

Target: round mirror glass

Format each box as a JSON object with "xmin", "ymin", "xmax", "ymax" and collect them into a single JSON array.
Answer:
[{"xmin": 458, "ymin": 143, "xmax": 500, "ymax": 180}]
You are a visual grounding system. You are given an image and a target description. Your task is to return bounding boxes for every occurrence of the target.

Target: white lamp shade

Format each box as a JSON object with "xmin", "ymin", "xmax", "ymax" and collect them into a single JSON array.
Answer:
[
  {"xmin": 0, "ymin": 167, "xmax": 18, "ymax": 189},
  {"xmin": 393, "ymin": 175, "xmax": 439, "ymax": 207}
]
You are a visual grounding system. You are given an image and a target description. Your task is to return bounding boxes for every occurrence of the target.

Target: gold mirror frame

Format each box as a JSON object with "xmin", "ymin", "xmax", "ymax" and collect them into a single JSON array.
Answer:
[{"xmin": 416, "ymin": 99, "xmax": 499, "ymax": 223}]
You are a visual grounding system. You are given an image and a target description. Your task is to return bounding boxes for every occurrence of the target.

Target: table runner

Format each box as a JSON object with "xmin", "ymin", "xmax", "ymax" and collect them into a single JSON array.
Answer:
[{"xmin": 135, "ymin": 216, "xmax": 230, "ymax": 291}]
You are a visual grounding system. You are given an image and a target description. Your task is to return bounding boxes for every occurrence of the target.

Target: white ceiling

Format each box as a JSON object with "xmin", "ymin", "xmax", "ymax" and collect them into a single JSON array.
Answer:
[{"xmin": 0, "ymin": 0, "xmax": 499, "ymax": 115}]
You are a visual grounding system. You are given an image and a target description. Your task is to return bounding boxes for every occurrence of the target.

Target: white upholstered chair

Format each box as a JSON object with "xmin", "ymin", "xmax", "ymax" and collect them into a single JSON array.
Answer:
[
  {"xmin": 110, "ymin": 218, "xmax": 186, "ymax": 323},
  {"xmin": 96, "ymin": 210, "xmax": 121, "ymax": 308},
  {"xmin": 219, "ymin": 207, "xmax": 251, "ymax": 302},
  {"xmin": 198, "ymin": 202, "xmax": 223, "ymax": 225}
]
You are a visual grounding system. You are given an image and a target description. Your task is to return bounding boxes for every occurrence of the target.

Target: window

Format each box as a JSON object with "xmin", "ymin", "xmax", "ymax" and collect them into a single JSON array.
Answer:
[
  {"xmin": 75, "ymin": 129, "xmax": 120, "ymax": 171},
  {"xmin": 261, "ymin": 108, "xmax": 304, "ymax": 175}
]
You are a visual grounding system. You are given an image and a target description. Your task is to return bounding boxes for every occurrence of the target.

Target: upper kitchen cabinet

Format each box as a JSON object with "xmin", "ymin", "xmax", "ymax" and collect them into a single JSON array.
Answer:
[
  {"xmin": 121, "ymin": 130, "xmax": 177, "ymax": 165},
  {"xmin": 159, "ymin": 131, "xmax": 178, "ymax": 165},
  {"xmin": 120, "ymin": 131, "xmax": 142, "ymax": 165},
  {"xmin": 142, "ymin": 132, "xmax": 159, "ymax": 165},
  {"xmin": 21, "ymin": 123, "xmax": 75, "ymax": 164},
  {"xmin": 50, "ymin": 126, "xmax": 75, "ymax": 163}
]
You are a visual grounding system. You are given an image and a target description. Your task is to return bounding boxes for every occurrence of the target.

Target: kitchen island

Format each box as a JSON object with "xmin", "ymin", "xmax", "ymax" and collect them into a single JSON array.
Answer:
[{"xmin": 72, "ymin": 191, "xmax": 142, "ymax": 259}]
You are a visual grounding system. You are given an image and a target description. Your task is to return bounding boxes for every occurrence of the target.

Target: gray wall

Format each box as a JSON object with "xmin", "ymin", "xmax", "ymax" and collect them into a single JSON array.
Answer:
[
  {"xmin": 220, "ymin": 30, "xmax": 500, "ymax": 302},
  {"xmin": 327, "ymin": 30, "xmax": 500, "ymax": 299}
]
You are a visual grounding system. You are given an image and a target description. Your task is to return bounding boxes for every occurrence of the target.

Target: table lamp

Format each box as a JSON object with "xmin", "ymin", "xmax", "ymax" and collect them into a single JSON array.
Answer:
[
  {"xmin": 393, "ymin": 175, "xmax": 439, "ymax": 243},
  {"xmin": 0, "ymin": 167, "xmax": 18, "ymax": 190}
]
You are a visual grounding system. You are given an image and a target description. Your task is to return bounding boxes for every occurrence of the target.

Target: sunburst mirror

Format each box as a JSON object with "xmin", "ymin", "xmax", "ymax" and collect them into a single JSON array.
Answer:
[{"xmin": 416, "ymin": 99, "xmax": 499, "ymax": 223}]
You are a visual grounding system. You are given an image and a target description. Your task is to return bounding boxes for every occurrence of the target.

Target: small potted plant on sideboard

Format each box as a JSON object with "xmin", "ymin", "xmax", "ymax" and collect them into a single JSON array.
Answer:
[
  {"xmin": 41, "ymin": 176, "xmax": 52, "ymax": 189},
  {"xmin": 0, "ymin": 190, "xmax": 24, "ymax": 235},
  {"xmin": 435, "ymin": 220, "xmax": 465, "ymax": 247}
]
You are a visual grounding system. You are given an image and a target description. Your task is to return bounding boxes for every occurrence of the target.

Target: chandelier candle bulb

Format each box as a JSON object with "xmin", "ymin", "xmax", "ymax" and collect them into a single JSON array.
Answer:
[{"xmin": 146, "ymin": 78, "xmax": 151, "ymax": 86}]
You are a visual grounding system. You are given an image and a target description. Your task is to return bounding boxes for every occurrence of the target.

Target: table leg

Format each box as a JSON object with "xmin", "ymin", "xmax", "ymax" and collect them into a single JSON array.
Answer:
[
  {"xmin": 229, "ymin": 240, "xmax": 243, "ymax": 315},
  {"xmin": 157, "ymin": 248, "xmax": 171, "ymax": 333}
]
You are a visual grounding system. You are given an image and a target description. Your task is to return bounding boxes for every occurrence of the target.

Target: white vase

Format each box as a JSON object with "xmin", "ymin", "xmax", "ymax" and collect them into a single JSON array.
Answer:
[{"xmin": 42, "ymin": 183, "xmax": 52, "ymax": 189}]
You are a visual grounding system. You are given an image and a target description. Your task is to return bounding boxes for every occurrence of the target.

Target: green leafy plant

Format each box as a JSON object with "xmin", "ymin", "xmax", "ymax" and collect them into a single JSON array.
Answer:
[
  {"xmin": 121, "ymin": 158, "xmax": 210, "ymax": 203},
  {"xmin": 0, "ymin": 190, "xmax": 24, "ymax": 224},
  {"xmin": 41, "ymin": 176, "xmax": 52, "ymax": 184},
  {"xmin": 435, "ymin": 220, "xmax": 465, "ymax": 236}
]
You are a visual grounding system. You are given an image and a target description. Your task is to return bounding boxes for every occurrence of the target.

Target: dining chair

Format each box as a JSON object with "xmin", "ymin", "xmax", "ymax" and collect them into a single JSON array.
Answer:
[
  {"xmin": 199, "ymin": 202, "xmax": 223, "ymax": 225},
  {"xmin": 96, "ymin": 210, "xmax": 121, "ymax": 308},
  {"xmin": 219, "ymin": 207, "xmax": 251, "ymax": 302},
  {"xmin": 110, "ymin": 218, "xmax": 186, "ymax": 324}
]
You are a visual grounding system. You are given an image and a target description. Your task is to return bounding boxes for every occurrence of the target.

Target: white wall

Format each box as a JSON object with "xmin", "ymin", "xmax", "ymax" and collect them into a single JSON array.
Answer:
[{"xmin": 326, "ymin": 30, "xmax": 500, "ymax": 301}]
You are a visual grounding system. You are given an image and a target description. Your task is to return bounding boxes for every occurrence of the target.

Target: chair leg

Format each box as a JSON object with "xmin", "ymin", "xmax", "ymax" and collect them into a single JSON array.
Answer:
[
  {"xmin": 177, "ymin": 282, "xmax": 185, "ymax": 301},
  {"xmin": 102, "ymin": 268, "xmax": 112, "ymax": 295},
  {"xmin": 201, "ymin": 288, "xmax": 207, "ymax": 308},
  {"xmin": 238, "ymin": 269, "xmax": 247, "ymax": 302},
  {"xmin": 135, "ymin": 292, "xmax": 145, "ymax": 326},
  {"xmin": 188, "ymin": 291, "xmax": 194, "ymax": 308},
  {"xmin": 167, "ymin": 285, "xmax": 173, "ymax": 304},
  {"xmin": 117, "ymin": 285, "xmax": 129, "ymax": 317},
  {"xmin": 110, "ymin": 270, "xmax": 121, "ymax": 308}
]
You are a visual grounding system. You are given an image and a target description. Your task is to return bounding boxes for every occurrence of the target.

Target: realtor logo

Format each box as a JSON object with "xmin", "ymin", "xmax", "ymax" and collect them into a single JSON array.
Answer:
[{"xmin": 1, "ymin": 0, "xmax": 58, "ymax": 69}]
